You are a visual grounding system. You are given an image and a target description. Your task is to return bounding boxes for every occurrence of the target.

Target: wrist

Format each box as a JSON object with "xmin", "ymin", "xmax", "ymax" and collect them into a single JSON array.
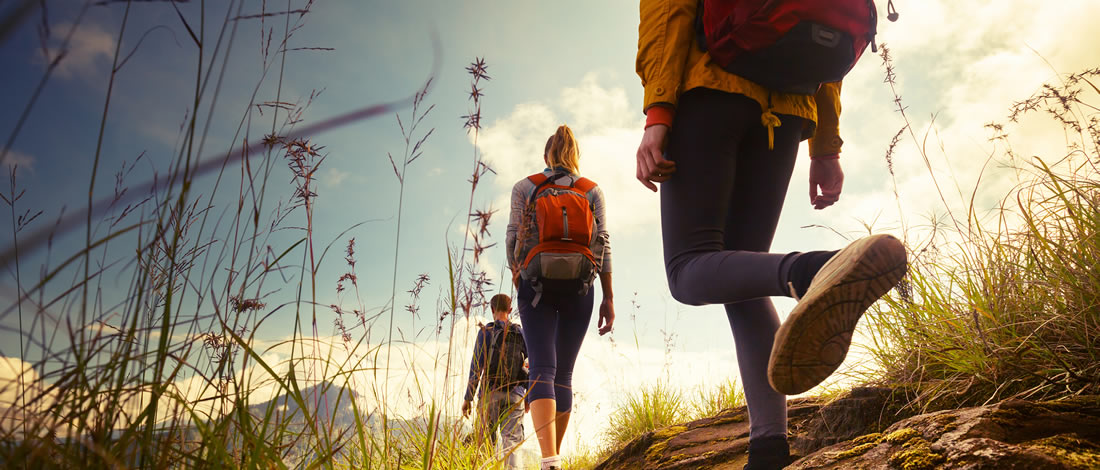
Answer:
[{"xmin": 809, "ymin": 153, "xmax": 840, "ymax": 161}]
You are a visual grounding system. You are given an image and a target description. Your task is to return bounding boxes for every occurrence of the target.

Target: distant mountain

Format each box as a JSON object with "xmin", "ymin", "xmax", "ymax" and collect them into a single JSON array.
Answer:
[{"xmin": 245, "ymin": 380, "xmax": 373, "ymax": 432}]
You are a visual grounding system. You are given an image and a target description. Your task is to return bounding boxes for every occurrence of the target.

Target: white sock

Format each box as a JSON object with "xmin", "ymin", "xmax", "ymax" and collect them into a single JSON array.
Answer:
[{"xmin": 540, "ymin": 455, "xmax": 561, "ymax": 469}]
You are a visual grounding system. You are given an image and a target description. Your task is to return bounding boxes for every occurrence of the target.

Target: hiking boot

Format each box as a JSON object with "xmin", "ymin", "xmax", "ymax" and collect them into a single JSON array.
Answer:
[
  {"xmin": 768, "ymin": 234, "xmax": 907, "ymax": 395},
  {"xmin": 743, "ymin": 435, "xmax": 791, "ymax": 470}
]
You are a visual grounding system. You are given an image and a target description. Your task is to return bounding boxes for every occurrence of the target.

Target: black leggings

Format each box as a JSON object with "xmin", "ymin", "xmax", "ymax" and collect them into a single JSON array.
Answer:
[
  {"xmin": 661, "ymin": 87, "xmax": 804, "ymax": 439},
  {"xmin": 517, "ymin": 279, "xmax": 594, "ymax": 412}
]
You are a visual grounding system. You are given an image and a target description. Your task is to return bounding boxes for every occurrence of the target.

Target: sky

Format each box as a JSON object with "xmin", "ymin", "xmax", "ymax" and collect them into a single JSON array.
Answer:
[{"xmin": 1, "ymin": 0, "xmax": 1099, "ymax": 458}]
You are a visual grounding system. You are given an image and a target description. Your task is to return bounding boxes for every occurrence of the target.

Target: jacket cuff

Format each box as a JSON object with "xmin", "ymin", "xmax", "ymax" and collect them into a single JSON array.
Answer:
[
  {"xmin": 645, "ymin": 104, "xmax": 675, "ymax": 128},
  {"xmin": 809, "ymin": 133, "xmax": 844, "ymax": 157},
  {"xmin": 643, "ymin": 81, "xmax": 679, "ymax": 114}
]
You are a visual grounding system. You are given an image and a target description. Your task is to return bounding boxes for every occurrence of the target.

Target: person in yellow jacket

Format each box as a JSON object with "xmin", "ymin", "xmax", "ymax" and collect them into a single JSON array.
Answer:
[{"xmin": 635, "ymin": 1, "xmax": 908, "ymax": 469}]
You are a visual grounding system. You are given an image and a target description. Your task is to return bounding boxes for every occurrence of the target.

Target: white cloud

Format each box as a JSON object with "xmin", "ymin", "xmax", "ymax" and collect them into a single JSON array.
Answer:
[
  {"xmin": 40, "ymin": 22, "xmax": 116, "ymax": 79},
  {"xmin": 478, "ymin": 72, "xmax": 658, "ymax": 239},
  {"xmin": 0, "ymin": 357, "xmax": 38, "ymax": 406},
  {"xmin": 1, "ymin": 150, "xmax": 35, "ymax": 176},
  {"xmin": 324, "ymin": 167, "xmax": 350, "ymax": 187}
]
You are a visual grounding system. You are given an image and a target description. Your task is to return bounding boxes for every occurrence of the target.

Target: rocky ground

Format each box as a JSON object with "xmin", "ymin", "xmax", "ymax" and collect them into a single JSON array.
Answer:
[{"xmin": 592, "ymin": 388, "xmax": 1100, "ymax": 469}]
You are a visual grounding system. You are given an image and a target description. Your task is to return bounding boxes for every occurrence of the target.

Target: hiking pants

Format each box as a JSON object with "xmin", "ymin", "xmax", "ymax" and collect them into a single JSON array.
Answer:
[
  {"xmin": 478, "ymin": 389, "xmax": 526, "ymax": 469},
  {"xmin": 661, "ymin": 87, "xmax": 805, "ymax": 440},
  {"xmin": 517, "ymin": 279, "xmax": 594, "ymax": 413}
]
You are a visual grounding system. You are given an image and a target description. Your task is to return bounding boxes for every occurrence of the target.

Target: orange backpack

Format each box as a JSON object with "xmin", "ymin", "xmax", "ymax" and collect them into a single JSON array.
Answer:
[{"xmin": 515, "ymin": 172, "xmax": 602, "ymax": 300}]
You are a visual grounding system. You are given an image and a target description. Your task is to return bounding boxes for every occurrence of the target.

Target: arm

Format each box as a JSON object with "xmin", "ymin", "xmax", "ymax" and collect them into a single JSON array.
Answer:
[
  {"xmin": 635, "ymin": 0, "xmax": 697, "ymax": 190},
  {"xmin": 463, "ymin": 328, "xmax": 487, "ymax": 405},
  {"xmin": 636, "ymin": 0, "xmax": 698, "ymax": 116},
  {"xmin": 588, "ymin": 185, "xmax": 614, "ymax": 335},
  {"xmin": 505, "ymin": 181, "xmax": 528, "ymax": 284},
  {"xmin": 597, "ymin": 272, "xmax": 615, "ymax": 336},
  {"xmin": 808, "ymin": 81, "xmax": 844, "ymax": 158},
  {"xmin": 589, "ymin": 186, "xmax": 611, "ymax": 274},
  {"xmin": 807, "ymin": 81, "xmax": 845, "ymax": 210}
]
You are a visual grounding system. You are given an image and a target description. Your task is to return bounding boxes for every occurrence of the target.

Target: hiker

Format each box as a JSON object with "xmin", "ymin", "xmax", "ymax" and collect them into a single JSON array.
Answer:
[
  {"xmin": 635, "ymin": 1, "xmax": 907, "ymax": 469},
  {"xmin": 462, "ymin": 293, "xmax": 529, "ymax": 470},
  {"xmin": 507, "ymin": 124, "xmax": 615, "ymax": 470}
]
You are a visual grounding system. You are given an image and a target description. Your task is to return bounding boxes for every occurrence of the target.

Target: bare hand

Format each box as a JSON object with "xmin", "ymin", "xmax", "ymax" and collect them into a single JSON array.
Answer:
[
  {"xmin": 636, "ymin": 125, "xmax": 676, "ymax": 192},
  {"xmin": 809, "ymin": 158, "xmax": 844, "ymax": 210},
  {"xmin": 462, "ymin": 400, "xmax": 472, "ymax": 418},
  {"xmin": 598, "ymin": 298, "xmax": 615, "ymax": 335}
]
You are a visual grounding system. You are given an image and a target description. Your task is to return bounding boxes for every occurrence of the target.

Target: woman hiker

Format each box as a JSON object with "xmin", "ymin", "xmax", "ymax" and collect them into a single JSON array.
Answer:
[
  {"xmin": 506, "ymin": 125, "xmax": 615, "ymax": 470},
  {"xmin": 635, "ymin": 1, "xmax": 908, "ymax": 469}
]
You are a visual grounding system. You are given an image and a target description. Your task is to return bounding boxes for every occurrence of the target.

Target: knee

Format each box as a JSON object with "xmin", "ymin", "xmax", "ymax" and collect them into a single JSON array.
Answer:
[
  {"xmin": 529, "ymin": 366, "xmax": 556, "ymax": 384},
  {"xmin": 528, "ymin": 366, "xmax": 557, "ymax": 402},
  {"xmin": 666, "ymin": 273, "xmax": 704, "ymax": 306},
  {"xmin": 665, "ymin": 256, "xmax": 704, "ymax": 306}
]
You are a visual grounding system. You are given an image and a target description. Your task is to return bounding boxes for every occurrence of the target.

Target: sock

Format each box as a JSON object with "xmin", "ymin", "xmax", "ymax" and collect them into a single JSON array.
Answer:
[
  {"xmin": 540, "ymin": 455, "xmax": 562, "ymax": 470},
  {"xmin": 785, "ymin": 250, "xmax": 839, "ymax": 299}
]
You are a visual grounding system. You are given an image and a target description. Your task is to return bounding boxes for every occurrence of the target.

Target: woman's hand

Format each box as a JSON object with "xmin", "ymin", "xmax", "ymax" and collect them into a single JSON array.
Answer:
[
  {"xmin": 598, "ymin": 298, "xmax": 615, "ymax": 336},
  {"xmin": 809, "ymin": 157, "xmax": 844, "ymax": 210},
  {"xmin": 636, "ymin": 124, "xmax": 676, "ymax": 192}
]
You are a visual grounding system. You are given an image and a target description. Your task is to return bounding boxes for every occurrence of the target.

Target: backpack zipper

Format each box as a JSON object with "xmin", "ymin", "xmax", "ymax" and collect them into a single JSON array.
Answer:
[{"xmin": 561, "ymin": 207, "xmax": 571, "ymax": 241}]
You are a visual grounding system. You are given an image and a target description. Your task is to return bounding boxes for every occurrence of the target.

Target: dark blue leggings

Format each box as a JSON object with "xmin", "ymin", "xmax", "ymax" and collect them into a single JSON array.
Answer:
[
  {"xmin": 660, "ymin": 88, "xmax": 805, "ymax": 440},
  {"xmin": 517, "ymin": 280, "xmax": 594, "ymax": 412}
]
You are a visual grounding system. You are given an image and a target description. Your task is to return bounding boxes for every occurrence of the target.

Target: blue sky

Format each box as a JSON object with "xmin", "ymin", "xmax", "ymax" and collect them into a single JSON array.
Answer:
[{"xmin": 3, "ymin": 0, "xmax": 1100, "ymax": 455}]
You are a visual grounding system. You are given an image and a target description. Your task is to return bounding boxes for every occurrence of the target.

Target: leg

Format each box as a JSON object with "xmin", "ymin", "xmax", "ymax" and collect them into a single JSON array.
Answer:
[
  {"xmin": 500, "ymin": 391, "xmax": 526, "ymax": 469},
  {"xmin": 720, "ymin": 111, "xmax": 803, "ymax": 441},
  {"xmin": 660, "ymin": 89, "xmax": 792, "ymax": 305},
  {"xmin": 483, "ymin": 392, "xmax": 505, "ymax": 446},
  {"xmin": 518, "ymin": 280, "xmax": 560, "ymax": 458},
  {"xmin": 554, "ymin": 411, "xmax": 571, "ymax": 452},
  {"xmin": 549, "ymin": 287, "xmax": 595, "ymax": 448}
]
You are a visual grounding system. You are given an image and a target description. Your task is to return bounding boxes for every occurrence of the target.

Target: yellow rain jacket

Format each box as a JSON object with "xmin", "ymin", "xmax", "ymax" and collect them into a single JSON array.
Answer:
[{"xmin": 636, "ymin": 0, "xmax": 844, "ymax": 157}]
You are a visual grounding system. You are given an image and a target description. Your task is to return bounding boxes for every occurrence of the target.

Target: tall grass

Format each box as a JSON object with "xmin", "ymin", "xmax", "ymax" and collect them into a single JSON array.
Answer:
[
  {"xmin": 0, "ymin": 2, "xmax": 514, "ymax": 469},
  {"xmin": 858, "ymin": 53, "xmax": 1100, "ymax": 412}
]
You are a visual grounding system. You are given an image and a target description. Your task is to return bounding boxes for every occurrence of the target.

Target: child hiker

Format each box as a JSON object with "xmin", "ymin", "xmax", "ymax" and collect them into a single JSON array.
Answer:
[{"xmin": 463, "ymin": 294, "xmax": 529, "ymax": 470}]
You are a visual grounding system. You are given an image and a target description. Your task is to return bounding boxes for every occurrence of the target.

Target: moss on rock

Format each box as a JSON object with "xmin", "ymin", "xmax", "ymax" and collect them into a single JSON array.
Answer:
[
  {"xmin": 851, "ymin": 433, "xmax": 884, "ymax": 446},
  {"xmin": 651, "ymin": 425, "xmax": 687, "ymax": 441},
  {"xmin": 1024, "ymin": 433, "xmax": 1100, "ymax": 469},
  {"xmin": 884, "ymin": 427, "xmax": 921, "ymax": 445},
  {"xmin": 888, "ymin": 437, "xmax": 944, "ymax": 470},
  {"xmin": 827, "ymin": 442, "xmax": 877, "ymax": 460}
]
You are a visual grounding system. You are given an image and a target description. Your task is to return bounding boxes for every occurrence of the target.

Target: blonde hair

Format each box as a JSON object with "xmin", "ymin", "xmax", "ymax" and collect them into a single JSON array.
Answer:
[{"xmin": 543, "ymin": 125, "xmax": 580, "ymax": 174}]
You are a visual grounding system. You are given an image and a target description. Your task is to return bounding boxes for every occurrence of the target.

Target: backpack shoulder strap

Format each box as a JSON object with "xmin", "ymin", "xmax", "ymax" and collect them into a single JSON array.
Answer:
[
  {"xmin": 527, "ymin": 171, "xmax": 567, "ymax": 204},
  {"xmin": 573, "ymin": 177, "xmax": 597, "ymax": 193}
]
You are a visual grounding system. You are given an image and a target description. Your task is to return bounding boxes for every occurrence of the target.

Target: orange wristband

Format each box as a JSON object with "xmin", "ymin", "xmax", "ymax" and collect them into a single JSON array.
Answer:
[
  {"xmin": 809, "ymin": 153, "xmax": 840, "ymax": 161},
  {"xmin": 645, "ymin": 105, "xmax": 675, "ymax": 129}
]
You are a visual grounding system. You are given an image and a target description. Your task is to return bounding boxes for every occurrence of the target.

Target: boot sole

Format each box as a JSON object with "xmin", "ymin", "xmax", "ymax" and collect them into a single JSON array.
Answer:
[{"xmin": 767, "ymin": 234, "xmax": 908, "ymax": 395}]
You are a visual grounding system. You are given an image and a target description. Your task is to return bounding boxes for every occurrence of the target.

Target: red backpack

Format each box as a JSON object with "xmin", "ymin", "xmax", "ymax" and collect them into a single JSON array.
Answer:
[
  {"xmin": 514, "ymin": 172, "xmax": 602, "ymax": 300},
  {"xmin": 698, "ymin": 0, "xmax": 880, "ymax": 95}
]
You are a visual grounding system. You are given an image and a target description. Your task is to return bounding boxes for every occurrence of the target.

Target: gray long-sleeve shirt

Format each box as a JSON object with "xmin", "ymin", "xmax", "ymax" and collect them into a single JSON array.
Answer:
[{"xmin": 505, "ymin": 168, "xmax": 612, "ymax": 274}]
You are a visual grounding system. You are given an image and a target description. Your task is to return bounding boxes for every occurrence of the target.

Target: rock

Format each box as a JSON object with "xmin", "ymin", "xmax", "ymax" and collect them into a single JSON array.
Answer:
[
  {"xmin": 593, "ymin": 393, "xmax": 1100, "ymax": 470},
  {"xmin": 791, "ymin": 386, "xmax": 916, "ymax": 456},
  {"xmin": 593, "ymin": 399, "xmax": 822, "ymax": 470},
  {"xmin": 787, "ymin": 396, "xmax": 1100, "ymax": 469}
]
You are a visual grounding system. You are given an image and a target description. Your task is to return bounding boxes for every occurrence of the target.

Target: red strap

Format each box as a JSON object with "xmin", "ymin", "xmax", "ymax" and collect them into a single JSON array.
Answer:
[
  {"xmin": 528, "ymin": 173, "xmax": 597, "ymax": 194},
  {"xmin": 573, "ymin": 177, "xmax": 597, "ymax": 193}
]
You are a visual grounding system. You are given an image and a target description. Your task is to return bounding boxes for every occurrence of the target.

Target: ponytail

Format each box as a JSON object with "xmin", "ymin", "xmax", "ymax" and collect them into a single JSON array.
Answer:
[{"xmin": 543, "ymin": 125, "xmax": 580, "ymax": 174}]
